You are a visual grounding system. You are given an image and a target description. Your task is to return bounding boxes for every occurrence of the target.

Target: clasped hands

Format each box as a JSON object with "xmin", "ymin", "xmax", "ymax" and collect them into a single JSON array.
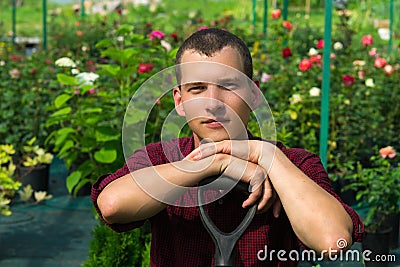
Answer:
[{"xmin": 186, "ymin": 140, "xmax": 282, "ymax": 217}]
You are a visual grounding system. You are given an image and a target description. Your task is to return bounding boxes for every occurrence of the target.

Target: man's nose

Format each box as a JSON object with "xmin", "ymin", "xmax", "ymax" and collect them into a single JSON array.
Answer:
[{"xmin": 204, "ymin": 85, "xmax": 225, "ymax": 113}]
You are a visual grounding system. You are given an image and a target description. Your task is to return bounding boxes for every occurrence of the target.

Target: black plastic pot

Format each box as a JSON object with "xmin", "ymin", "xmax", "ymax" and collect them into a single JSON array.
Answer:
[
  {"xmin": 18, "ymin": 165, "xmax": 50, "ymax": 192},
  {"xmin": 362, "ymin": 226, "xmax": 392, "ymax": 267},
  {"xmin": 385, "ymin": 212, "xmax": 400, "ymax": 249}
]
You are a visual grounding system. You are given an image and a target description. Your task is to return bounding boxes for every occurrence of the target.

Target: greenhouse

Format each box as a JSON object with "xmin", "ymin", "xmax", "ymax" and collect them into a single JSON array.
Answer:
[{"xmin": 0, "ymin": 0, "xmax": 399, "ymax": 266}]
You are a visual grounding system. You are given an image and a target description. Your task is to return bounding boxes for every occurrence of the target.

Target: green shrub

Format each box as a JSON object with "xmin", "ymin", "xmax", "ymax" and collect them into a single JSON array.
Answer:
[{"xmin": 83, "ymin": 222, "xmax": 151, "ymax": 267}]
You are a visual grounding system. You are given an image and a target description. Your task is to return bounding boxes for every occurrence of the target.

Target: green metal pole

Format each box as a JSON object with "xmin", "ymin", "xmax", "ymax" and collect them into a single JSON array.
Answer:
[
  {"xmin": 263, "ymin": 0, "xmax": 267, "ymax": 47},
  {"xmin": 319, "ymin": 0, "xmax": 333, "ymax": 169},
  {"xmin": 12, "ymin": 0, "xmax": 16, "ymax": 45},
  {"xmin": 252, "ymin": 0, "xmax": 256, "ymax": 33},
  {"xmin": 43, "ymin": 0, "xmax": 47, "ymax": 50},
  {"xmin": 283, "ymin": 0, "xmax": 288, "ymax": 20},
  {"xmin": 81, "ymin": 0, "xmax": 85, "ymax": 18},
  {"xmin": 388, "ymin": 0, "xmax": 394, "ymax": 55},
  {"xmin": 283, "ymin": 0, "xmax": 288, "ymax": 47}
]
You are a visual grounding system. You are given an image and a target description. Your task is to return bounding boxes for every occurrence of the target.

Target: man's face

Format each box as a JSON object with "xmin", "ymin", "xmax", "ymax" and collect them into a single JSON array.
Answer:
[{"xmin": 173, "ymin": 47, "xmax": 258, "ymax": 146}]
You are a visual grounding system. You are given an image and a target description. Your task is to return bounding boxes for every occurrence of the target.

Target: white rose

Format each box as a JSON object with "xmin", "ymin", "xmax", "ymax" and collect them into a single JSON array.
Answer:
[
  {"xmin": 308, "ymin": 48, "xmax": 318, "ymax": 56},
  {"xmin": 161, "ymin": 40, "xmax": 172, "ymax": 52},
  {"xmin": 365, "ymin": 78, "xmax": 375, "ymax": 87},
  {"xmin": 309, "ymin": 87, "xmax": 321, "ymax": 97},
  {"xmin": 333, "ymin": 42, "xmax": 343, "ymax": 50},
  {"xmin": 290, "ymin": 93, "xmax": 302, "ymax": 104}
]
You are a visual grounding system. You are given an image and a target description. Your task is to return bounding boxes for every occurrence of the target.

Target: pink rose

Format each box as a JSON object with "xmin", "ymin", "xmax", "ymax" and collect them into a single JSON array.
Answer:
[
  {"xmin": 374, "ymin": 57, "xmax": 387, "ymax": 68},
  {"xmin": 362, "ymin": 34, "xmax": 373, "ymax": 47},
  {"xmin": 369, "ymin": 48, "xmax": 377, "ymax": 57},
  {"xmin": 379, "ymin": 146, "xmax": 396, "ymax": 158},
  {"xmin": 383, "ymin": 64, "xmax": 394, "ymax": 76},
  {"xmin": 149, "ymin": 30, "xmax": 165, "ymax": 40}
]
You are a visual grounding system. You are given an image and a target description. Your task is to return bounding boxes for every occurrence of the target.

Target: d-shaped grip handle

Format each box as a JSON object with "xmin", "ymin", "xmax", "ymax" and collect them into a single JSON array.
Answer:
[{"xmin": 197, "ymin": 176, "xmax": 257, "ymax": 266}]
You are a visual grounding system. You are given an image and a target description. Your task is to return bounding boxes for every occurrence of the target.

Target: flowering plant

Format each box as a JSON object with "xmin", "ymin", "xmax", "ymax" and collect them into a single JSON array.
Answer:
[
  {"xmin": 45, "ymin": 24, "xmax": 175, "ymax": 195},
  {"xmin": 19, "ymin": 137, "xmax": 54, "ymax": 168},
  {"xmin": 0, "ymin": 144, "xmax": 20, "ymax": 216},
  {"xmin": 343, "ymin": 146, "xmax": 400, "ymax": 233}
]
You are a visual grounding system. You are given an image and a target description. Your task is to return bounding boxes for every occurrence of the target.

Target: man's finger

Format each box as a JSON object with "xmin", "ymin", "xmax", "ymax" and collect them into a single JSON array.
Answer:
[
  {"xmin": 242, "ymin": 187, "xmax": 262, "ymax": 208},
  {"xmin": 272, "ymin": 198, "xmax": 282, "ymax": 218}
]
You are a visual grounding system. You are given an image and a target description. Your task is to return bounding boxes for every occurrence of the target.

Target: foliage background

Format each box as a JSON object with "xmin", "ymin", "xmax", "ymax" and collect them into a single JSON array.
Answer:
[{"xmin": 0, "ymin": 0, "xmax": 399, "ymax": 264}]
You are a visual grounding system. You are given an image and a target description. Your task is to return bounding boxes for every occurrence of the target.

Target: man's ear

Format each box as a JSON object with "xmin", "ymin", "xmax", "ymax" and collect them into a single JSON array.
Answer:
[
  {"xmin": 173, "ymin": 86, "xmax": 186, "ymax": 117},
  {"xmin": 250, "ymin": 79, "xmax": 261, "ymax": 110}
]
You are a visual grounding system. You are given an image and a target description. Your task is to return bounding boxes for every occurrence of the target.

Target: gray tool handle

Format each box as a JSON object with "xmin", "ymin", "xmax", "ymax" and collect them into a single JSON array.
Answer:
[{"xmin": 197, "ymin": 176, "xmax": 258, "ymax": 266}]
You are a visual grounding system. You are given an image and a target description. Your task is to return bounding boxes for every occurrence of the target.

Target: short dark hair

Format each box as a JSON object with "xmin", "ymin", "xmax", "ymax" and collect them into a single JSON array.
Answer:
[{"xmin": 175, "ymin": 28, "xmax": 253, "ymax": 79}]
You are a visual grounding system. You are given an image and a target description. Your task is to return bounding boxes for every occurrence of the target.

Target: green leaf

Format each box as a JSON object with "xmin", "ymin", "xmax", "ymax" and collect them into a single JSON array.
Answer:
[
  {"xmin": 85, "ymin": 116, "xmax": 100, "ymax": 125},
  {"xmin": 99, "ymin": 64, "xmax": 120, "ymax": 77},
  {"xmin": 66, "ymin": 171, "xmax": 82, "ymax": 194},
  {"xmin": 122, "ymin": 48, "xmax": 139, "ymax": 60},
  {"xmin": 95, "ymin": 38, "xmax": 114, "ymax": 48},
  {"xmin": 54, "ymin": 94, "xmax": 72, "ymax": 108},
  {"xmin": 50, "ymin": 107, "xmax": 72, "ymax": 117},
  {"xmin": 94, "ymin": 147, "xmax": 117, "ymax": 164},
  {"xmin": 95, "ymin": 127, "xmax": 120, "ymax": 142},
  {"xmin": 57, "ymin": 127, "xmax": 77, "ymax": 136},
  {"xmin": 59, "ymin": 140, "xmax": 74, "ymax": 156},
  {"xmin": 82, "ymin": 107, "xmax": 103, "ymax": 114},
  {"xmin": 57, "ymin": 74, "xmax": 77, "ymax": 86},
  {"xmin": 116, "ymin": 24, "xmax": 134, "ymax": 35}
]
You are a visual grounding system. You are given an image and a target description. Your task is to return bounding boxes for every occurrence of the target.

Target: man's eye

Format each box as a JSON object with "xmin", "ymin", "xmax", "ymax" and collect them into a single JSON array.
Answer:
[{"xmin": 189, "ymin": 86, "xmax": 206, "ymax": 91}]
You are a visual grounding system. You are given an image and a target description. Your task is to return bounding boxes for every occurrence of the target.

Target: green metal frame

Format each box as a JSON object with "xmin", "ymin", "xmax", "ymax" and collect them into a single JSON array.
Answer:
[
  {"xmin": 319, "ymin": 0, "xmax": 333, "ymax": 169},
  {"xmin": 10, "ymin": 0, "xmax": 87, "ymax": 50}
]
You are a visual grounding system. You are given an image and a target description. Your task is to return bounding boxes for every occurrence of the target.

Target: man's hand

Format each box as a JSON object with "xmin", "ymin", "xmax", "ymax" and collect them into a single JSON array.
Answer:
[{"xmin": 186, "ymin": 140, "xmax": 282, "ymax": 216}]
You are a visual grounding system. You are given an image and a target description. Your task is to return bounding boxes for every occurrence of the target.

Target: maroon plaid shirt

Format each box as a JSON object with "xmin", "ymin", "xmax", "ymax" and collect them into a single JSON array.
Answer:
[{"xmin": 91, "ymin": 135, "xmax": 364, "ymax": 266}]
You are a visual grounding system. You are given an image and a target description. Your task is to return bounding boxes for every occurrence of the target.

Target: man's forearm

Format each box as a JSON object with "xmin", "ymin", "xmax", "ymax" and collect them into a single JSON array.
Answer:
[
  {"xmin": 267, "ymin": 148, "xmax": 353, "ymax": 252},
  {"xmin": 97, "ymin": 157, "xmax": 222, "ymax": 224}
]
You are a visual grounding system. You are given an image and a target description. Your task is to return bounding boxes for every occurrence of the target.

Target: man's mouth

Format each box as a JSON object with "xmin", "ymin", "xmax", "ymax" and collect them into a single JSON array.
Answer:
[{"xmin": 202, "ymin": 118, "xmax": 229, "ymax": 128}]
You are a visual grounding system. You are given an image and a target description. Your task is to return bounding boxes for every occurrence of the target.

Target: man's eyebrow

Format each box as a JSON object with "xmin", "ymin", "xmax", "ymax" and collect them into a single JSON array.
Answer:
[
  {"xmin": 216, "ymin": 76, "xmax": 242, "ymax": 84},
  {"xmin": 181, "ymin": 81, "xmax": 205, "ymax": 87}
]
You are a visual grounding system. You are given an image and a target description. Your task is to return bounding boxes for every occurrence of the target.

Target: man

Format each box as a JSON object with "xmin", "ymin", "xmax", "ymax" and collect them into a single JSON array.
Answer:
[{"xmin": 92, "ymin": 28, "xmax": 363, "ymax": 266}]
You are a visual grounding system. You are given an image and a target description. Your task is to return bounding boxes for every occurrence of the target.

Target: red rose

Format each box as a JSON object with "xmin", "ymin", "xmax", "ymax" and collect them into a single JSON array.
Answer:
[
  {"xmin": 138, "ymin": 63, "xmax": 154, "ymax": 74},
  {"xmin": 282, "ymin": 21, "xmax": 292, "ymax": 31},
  {"xmin": 316, "ymin": 39, "xmax": 324, "ymax": 49},
  {"xmin": 271, "ymin": 9, "xmax": 281, "ymax": 19},
  {"xmin": 282, "ymin": 47, "xmax": 292, "ymax": 58},
  {"xmin": 310, "ymin": 55, "xmax": 322, "ymax": 66},
  {"xmin": 299, "ymin": 59, "xmax": 312, "ymax": 71},
  {"xmin": 171, "ymin": 33, "xmax": 178, "ymax": 42},
  {"xmin": 342, "ymin": 75, "xmax": 355, "ymax": 86}
]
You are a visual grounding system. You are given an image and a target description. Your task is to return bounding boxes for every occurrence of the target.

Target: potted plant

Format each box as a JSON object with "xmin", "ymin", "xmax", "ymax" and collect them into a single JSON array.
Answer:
[
  {"xmin": 344, "ymin": 146, "xmax": 400, "ymax": 266},
  {"xmin": 0, "ymin": 144, "xmax": 20, "ymax": 216},
  {"xmin": 16, "ymin": 137, "xmax": 54, "ymax": 192}
]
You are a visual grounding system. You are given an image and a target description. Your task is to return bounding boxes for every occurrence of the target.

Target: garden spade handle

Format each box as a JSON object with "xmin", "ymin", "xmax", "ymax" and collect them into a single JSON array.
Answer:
[{"xmin": 197, "ymin": 176, "xmax": 257, "ymax": 267}]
